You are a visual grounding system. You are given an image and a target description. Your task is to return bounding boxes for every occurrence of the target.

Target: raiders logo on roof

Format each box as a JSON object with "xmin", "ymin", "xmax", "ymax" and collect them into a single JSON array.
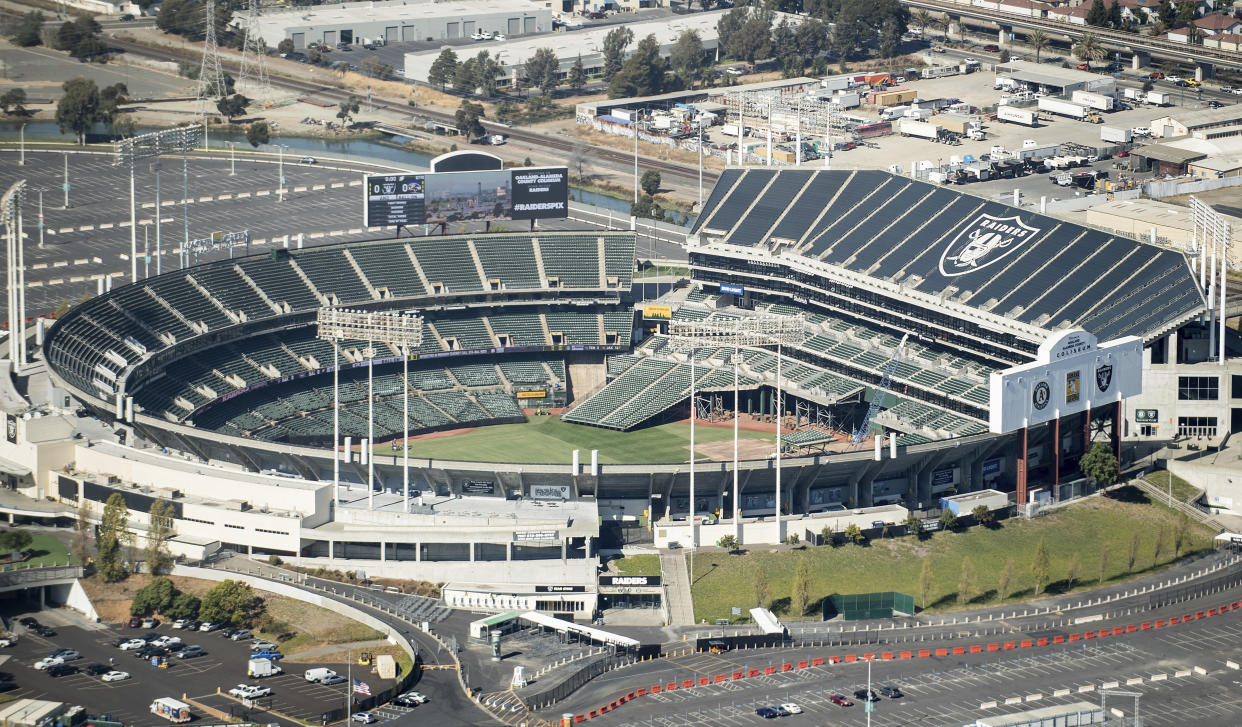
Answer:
[{"xmin": 939, "ymin": 214, "xmax": 1041, "ymax": 277}]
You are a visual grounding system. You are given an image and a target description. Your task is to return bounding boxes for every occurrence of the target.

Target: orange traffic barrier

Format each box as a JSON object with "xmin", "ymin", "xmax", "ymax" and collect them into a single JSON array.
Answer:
[
  {"xmin": 1053, "ymin": 636, "xmax": 1065, "ymax": 644},
  {"xmin": 969, "ymin": 645, "xmax": 982, "ymax": 653},
  {"xmin": 811, "ymin": 658, "xmax": 824, "ymax": 666},
  {"xmin": 797, "ymin": 660, "xmax": 808, "ymax": 669},
  {"xmin": 952, "ymin": 647, "xmax": 964, "ymax": 655},
  {"xmin": 986, "ymin": 644, "xmax": 1000, "ymax": 652}
]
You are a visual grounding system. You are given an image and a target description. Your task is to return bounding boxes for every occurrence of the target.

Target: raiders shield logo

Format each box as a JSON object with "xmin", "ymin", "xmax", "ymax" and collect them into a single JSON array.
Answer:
[
  {"xmin": 1096, "ymin": 364, "xmax": 1113, "ymax": 393},
  {"xmin": 939, "ymin": 214, "xmax": 1042, "ymax": 277},
  {"xmin": 1032, "ymin": 381, "xmax": 1051, "ymax": 411}
]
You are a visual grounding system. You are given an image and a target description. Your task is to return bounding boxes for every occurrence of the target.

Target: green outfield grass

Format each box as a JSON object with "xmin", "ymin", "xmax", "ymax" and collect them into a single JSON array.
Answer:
[
  {"xmin": 689, "ymin": 488, "xmax": 1215, "ymax": 622},
  {"xmin": 612, "ymin": 554, "xmax": 662, "ymax": 577},
  {"xmin": 382, "ymin": 416, "xmax": 774, "ymax": 464}
]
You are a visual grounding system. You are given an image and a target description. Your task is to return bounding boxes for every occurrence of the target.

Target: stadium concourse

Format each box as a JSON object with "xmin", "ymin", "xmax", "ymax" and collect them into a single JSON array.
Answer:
[{"xmin": 6, "ymin": 161, "xmax": 1235, "ymax": 616}]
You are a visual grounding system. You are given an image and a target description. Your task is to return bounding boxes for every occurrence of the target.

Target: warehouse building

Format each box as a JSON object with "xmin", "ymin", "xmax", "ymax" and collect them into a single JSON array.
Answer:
[
  {"xmin": 254, "ymin": 0, "xmax": 554, "ymax": 49},
  {"xmin": 994, "ymin": 60, "xmax": 1116, "ymax": 97},
  {"xmin": 1150, "ymin": 105, "xmax": 1242, "ymax": 139},
  {"xmin": 403, "ymin": 10, "xmax": 725, "ymax": 85}
]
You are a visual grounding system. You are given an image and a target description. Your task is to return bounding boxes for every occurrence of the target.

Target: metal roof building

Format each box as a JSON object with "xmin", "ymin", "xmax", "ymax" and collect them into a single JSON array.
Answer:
[{"xmin": 995, "ymin": 60, "xmax": 1116, "ymax": 97}]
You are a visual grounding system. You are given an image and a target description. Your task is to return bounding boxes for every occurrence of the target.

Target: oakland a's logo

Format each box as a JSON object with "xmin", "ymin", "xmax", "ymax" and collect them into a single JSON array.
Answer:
[
  {"xmin": 1032, "ymin": 381, "xmax": 1051, "ymax": 411},
  {"xmin": 939, "ymin": 214, "xmax": 1042, "ymax": 277},
  {"xmin": 1096, "ymin": 364, "xmax": 1113, "ymax": 393}
]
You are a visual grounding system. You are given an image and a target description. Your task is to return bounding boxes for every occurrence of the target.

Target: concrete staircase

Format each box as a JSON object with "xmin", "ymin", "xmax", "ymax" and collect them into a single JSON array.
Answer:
[{"xmin": 660, "ymin": 551, "xmax": 696, "ymax": 626}]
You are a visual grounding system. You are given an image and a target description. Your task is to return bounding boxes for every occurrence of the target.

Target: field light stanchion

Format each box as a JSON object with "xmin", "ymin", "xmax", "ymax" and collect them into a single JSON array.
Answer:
[
  {"xmin": 3, "ymin": 182, "xmax": 26, "ymax": 373},
  {"xmin": 403, "ymin": 344, "xmax": 410, "ymax": 512},
  {"xmin": 690, "ymin": 343, "xmax": 695, "ymax": 543},
  {"xmin": 775, "ymin": 342, "xmax": 782, "ymax": 542},
  {"xmin": 113, "ymin": 126, "xmax": 202, "ymax": 281},
  {"xmin": 154, "ymin": 160, "xmax": 162, "ymax": 277},
  {"xmin": 334, "ymin": 343, "xmax": 340, "ymax": 506},
  {"xmin": 368, "ymin": 340, "xmax": 374, "ymax": 510},
  {"xmin": 733, "ymin": 346, "xmax": 740, "ymax": 540},
  {"xmin": 182, "ymin": 147, "xmax": 190, "ymax": 272}
]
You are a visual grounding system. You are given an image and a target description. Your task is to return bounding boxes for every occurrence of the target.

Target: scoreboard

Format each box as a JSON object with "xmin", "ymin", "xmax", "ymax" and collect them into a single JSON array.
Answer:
[{"xmin": 363, "ymin": 174, "xmax": 425, "ymax": 228}]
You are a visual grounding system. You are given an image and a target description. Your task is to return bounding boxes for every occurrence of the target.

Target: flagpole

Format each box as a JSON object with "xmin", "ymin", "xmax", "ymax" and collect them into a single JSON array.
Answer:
[{"xmin": 347, "ymin": 648, "xmax": 352, "ymax": 723}]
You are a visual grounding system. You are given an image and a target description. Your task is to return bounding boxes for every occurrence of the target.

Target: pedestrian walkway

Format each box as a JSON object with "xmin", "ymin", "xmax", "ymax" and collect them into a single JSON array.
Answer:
[{"xmin": 660, "ymin": 551, "xmax": 695, "ymax": 626}]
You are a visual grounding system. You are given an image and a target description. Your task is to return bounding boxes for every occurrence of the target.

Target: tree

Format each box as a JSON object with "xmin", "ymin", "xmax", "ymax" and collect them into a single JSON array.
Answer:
[
  {"xmin": 717, "ymin": 533, "xmax": 739, "ymax": 552},
  {"xmin": 145, "ymin": 498, "xmax": 175, "ymax": 576},
  {"xmin": 725, "ymin": 7, "xmax": 773, "ymax": 63},
  {"xmin": 1027, "ymin": 29, "xmax": 1050, "ymax": 63},
  {"xmin": 843, "ymin": 523, "xmax": 866, "ymax": 545},
  {"xmin": 98, "ymin": 83, "xmax": 128, "ymax": 130},
  {"xmin": 0, "ymin": 89, "xmax": 27, "ymax": 116},
  {"xmin": 607, "ymin": 34, "xmax": 667, "ymax": 98},
  {"xmin": 753, "ymin": 566, "xmax": 769, "ymax": 608},
  {"xmin": 997, "ymin": 557, "xmax": 1015, "ymax": 601},
  {"xmin": 1173, "ymin": 513, "xmax": 1190, "ymax": 558},
  {"xmin": 455, "ymin": 99, "xmax": 485, "ymax": 139},
  {"xmin": 10, "ymin": 11, "xmax": 44, "ymax": 47},
  {"xmin": 524, "ymin": 47, "xmax": 560, "ymax": 96},
  {"xmin": 276, "ymin": 38, "xmax": 295, "ymax": 56},
  {"xmin": 97, "ymin": 492, "xmax": 130, "ymax": 581},
  {"xmin": 130, "ymin": 576, "xmax": 176, "ymax": 616},
  {"xmin": 1079, "ymin": 442, "xmax": 1119, "ymax": 488},
  {"xmin": 336, "ymin": 95, "xmax": 360, "ymax": 127},
  {"xmin": 1031, "ymin": 537, "xmax": 1051, "ymax": 595},
  {"xmin": 971, "ymin": 504, "xmax": 994, "ymax": 528},
  {"xmin": 602, "ymin": 26, "xmax": 634, "ymax": 82},
  {"xmin": 786, "ymin": 533, "xmax": 800, "ymax": 546},
  {"xmin": 939, "ymin": 509, "xmax": 958, "ymax": 533},
  {"xmin": 911, "ymin": 9, "xmax": 934, "ymax": 35},
  {"xmin": 1174, "ymin": 0, "xmax": 1195, "ymax": 26},
  {"xmin": 669, "ymin": 29, "xmax": 706, "ymax": 87},
  {"xmin": 567, "ymin": 55, "xmax": 587, "ymax": 92},
  {"xmin": 1066, "ymin": 551, "xmax": 1081, "ymax": 591},
  {"xmin": 245, "ymin": 121, "xmax": 270, "ymax": 147},
  {"xmin": 470, "ymin": 51, "xmax": 502, "ymax": 97},
  {"xmin": 819, "ymin": 524, "xmax": 835, "ymax": 546},
  {"xmin": 360, "ymin": 56, "xmax": 393, "ymax": 80},
  {"xmin": 1152, "ymin": 525, "xmax": 1168, "ymax": 566},
  {"xmin": 957, "ymin": 556, "xmax": 974, "ymax": 605},
  {"xmin": 791, "ymin": 557, "xmax": 812, "ymax": 616},
  {"xmin": 1126, "ymin": 531, "xmax": 1140, "ymax": 572},
  {"xmin": 216, "ymin": 93, "xmax": 249, "ymax": 119},
  {"xmin": 427, "ymin": 48, "xmax": 459, "ymax": 90},
  {"xmin": 165, "ymin": 592, "xmax": 201, "ymax": 620},
  {"xmin": 71, "ymin": 501, "xmax": 91, "ymax": 566},
  {"xmin": 1098, "ymin": 542, "xmax": 1111, "ymax": 584},
  {"xmin": 640, "ymin": 170, "xmax": 661, "ymax": 196},
  {"xmin": 1086, "ymin": 0, "xmax": 1110, "ymax": 27},
  {"xmin": 199, "ymin": 579, "xmax": 264, "ymax": 627},
  {"xmin": 1108, "ymin": 0, "xmax": 1123, "ymax": 28},
  {"xmin": 905, "ymin": 512, "xmax": 925, "ymax": 540},
  {"xmin": 1156, "ymin": 0, "xmax": 1176, "ymax": 26},
  {"xmin": 1072, "ymin": 32, "xmax": 1107, "ymax": 66},
  {"xmin": 919, "ymin": 556, "xmax": 932, "ymax": 609},
  {"xmin": 0, "ymin": 529, "xmax": 32, "ymax": 555},
  {"xmin": 55, "ymin": 77, "xmax": 100, "ymax": 144}
]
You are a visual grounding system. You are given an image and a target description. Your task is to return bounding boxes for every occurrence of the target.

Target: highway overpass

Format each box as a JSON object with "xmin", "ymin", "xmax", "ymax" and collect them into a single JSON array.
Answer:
[{"xmin": 904, "ymin": 0, "xmax": 1242, "ymax": 75}]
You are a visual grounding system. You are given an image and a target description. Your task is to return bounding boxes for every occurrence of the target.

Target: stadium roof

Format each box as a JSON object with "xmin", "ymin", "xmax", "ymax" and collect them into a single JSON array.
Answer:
[{"xmin": 691, "ymin": 169, "xmax": 1204, "ymax": 344}]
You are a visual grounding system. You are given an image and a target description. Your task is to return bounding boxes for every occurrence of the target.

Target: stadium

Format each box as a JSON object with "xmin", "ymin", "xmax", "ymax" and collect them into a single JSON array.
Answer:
[{"xmin": 36, "ymin": 164, "xmax": 1227, "ymax": 617}]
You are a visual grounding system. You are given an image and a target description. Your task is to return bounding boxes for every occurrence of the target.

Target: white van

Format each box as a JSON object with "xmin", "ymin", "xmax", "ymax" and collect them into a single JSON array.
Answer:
[{"xmin": 305, "ymin": 668, "xmax": 338, "ymax": 683}]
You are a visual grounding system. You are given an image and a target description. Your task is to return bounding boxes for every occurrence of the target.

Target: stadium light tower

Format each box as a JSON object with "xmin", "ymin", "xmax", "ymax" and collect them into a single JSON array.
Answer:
[
  {"xmin": 317, "ymin": 308, "xmax": 423, "ymax": 510},
  {"xmin": 1191, "ymin": 197, "xmax": 1231, "ymax": 366},
  {"xmin": 113, "ymin": 126, "xmax": 202, "ymax": 281},
  {"xmin": 2, "ymin": 181, "xmax": 26, "ymax": 373},
  {"xmin": 668, "ymin": 312, "xmax": 804, "ymax": 544}
]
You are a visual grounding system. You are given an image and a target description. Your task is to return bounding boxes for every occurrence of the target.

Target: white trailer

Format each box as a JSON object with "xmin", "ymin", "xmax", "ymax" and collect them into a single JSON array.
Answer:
[
  {"xmin": 1146, "ymin": 91, "xmax": 1171, "ymax": 106},
  {"xmin": 1037, "ymin": 97, "xmax": 1090, "ymax": 120},
  {"xmin": 996, "ymin": 105, "xmax": 1038, "ymax": 126},
  {"xmin": 1100, "ymin": 126, "xmax": 1132, "ymax": 144},
  {"xmin": 720, "ymin": 124, "xmax": 750, "ymax": 137},
  {"xmin": 897, "ymin": 119, "xmax": 941, "ymax": 140},
  {"xmin": 921, "ymin": 65, "xmax": 960, "ymax": 79},
  {"xmin": 1071, "ymin": 90, "xmax": 1115, "ymax": 112}
]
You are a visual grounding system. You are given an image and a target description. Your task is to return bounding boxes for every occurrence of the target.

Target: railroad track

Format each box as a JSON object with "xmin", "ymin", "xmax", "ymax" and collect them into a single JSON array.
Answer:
[{"xmin": 108, "ymin": 36, "xmax": 717, "ymax": 188}]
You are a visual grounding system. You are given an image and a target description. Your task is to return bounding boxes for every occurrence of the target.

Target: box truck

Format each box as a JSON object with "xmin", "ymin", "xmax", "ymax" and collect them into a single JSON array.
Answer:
[
  {"xmin": 1145, "ymin": 90, "xmax": 1171, "ymax": 106},
  {"xmin": 150, "ymin": 699, "xmax": 192, "ymax": 723},
  {"xmin": 248, "ymin": 658, "xmax": 283, "ymax": 678},
  {"xmin": 1071, "ymin": 90, "xmax": 1115, "ymax": 112},
  {"xmin": 1037, "ymin": 97, "xmax": 1102, "ymax": 122},
  {"xmin": 997, "ymin": 105, "xmax": 1038, "ymax": 126},
  {"xmin": 1100, "ymin": 126, "xmax": 1132, "ymax": 144},
  {"xmin": 720, "ymin": 124, "xmax": 750, "ymax": 137},
  {"xmin": 897, "ymin": 119, "xmax": 941, "ymax": 140}
]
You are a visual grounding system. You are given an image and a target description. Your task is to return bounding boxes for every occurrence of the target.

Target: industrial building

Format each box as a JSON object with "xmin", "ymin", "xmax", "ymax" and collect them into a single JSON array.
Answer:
[
  {"xmin": 253, "ymin": 0, "xmax": 554, "ymax": 49},
  {"xmin": 994, "ymin": 60, "xmax": 1116, "ymax": 97},
  {"xmin": 1150, "ymin": 105, "xmax": 1242, "ymax": 139},
  {"xmin": 403, "ymin": 10, "xmax": 725, "ymax": 85}
]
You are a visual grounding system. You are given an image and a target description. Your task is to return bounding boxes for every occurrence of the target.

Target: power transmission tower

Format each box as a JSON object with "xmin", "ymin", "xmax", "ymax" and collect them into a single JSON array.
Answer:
[
  {"xmin": 197, "ymin": 0, "xmax": 229, "ymax": 116},
  {"xmin": 238, "ymin": 0, "xmax": 273, "ymax": 106}
]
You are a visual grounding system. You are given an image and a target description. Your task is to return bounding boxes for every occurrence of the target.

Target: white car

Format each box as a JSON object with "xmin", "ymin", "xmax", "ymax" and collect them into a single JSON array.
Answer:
[
  {"xmin": 102, "ymin": 670, "xmax": 131, "ymax": 682},
  {"xmin": 229, "ymin": 684, "xmax": 272, "ymax": 699},
  {"xmin": 199, "ymin": 622, "xmax": 219, "ymax": 632},
  {"xmin": 780, "ymin": 703, "xmax": 803, "ymax": 715},
  {"xmin": 152, "ymin": 636, "xmax": 182, "ymax": 647},
  {"xmin": 1131, "ymin": 127, "xmax": 1152, "ymax": 137},
  {"xmin": 119, "ymin": 639, "xmax": 146, "ymax": 650},
  {"xmin": 725, "ymin": 67, "xmax": 744, "ymax": 76},
  {"xmin": 399, "ymin": 691, "xmax": 428, "ymax": 704},
  {"xmin": 470, "ymin": 30, "xmax": 489, "ymax": 40},
  {"xmin": 34, "ymin": 656, "xmax": 64, "ymax": 670},
  {"xmin": 250, "ymin": 640, "xmax": 278, "ymax": 651},
  {"xmin": 172, "ymin": 619, "xmax": 188, "ymax": 629},
  {"xmin": 562, "ymin": 18, "xmax": 583, "ymax": 28},
  {"xmin": 351, "ymin": 714, "xmax": 377, "ymax": 724},
  {"xmin": 0, "ymin": 637, "xmax": 14, "ymax": 647},
  {"xmin": 491, "ymin": 33, "xmax": 506, "ymax": 41}
]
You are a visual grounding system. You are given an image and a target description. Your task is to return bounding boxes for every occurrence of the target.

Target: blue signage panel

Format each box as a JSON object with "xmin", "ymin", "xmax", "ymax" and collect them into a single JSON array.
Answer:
[{"xmin": 720, "ymin": 284, "xmax": 744, "ymax": 295}]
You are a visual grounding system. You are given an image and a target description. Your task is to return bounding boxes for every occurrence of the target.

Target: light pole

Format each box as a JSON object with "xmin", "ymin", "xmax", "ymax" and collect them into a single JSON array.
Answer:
[
  {"xmin": 152, "ymin": 159, "xmax": 162, "ymax": 277},
  {"xmin": 36, "ymin": 189, "xmax": 44, "ymax": 250},
  {"xmin": 3, "ymin": 181, "xmax": 27, "ymax": 373},
  {"xmin": 277, "ymin": 144, "xmax": 288, "ymax": 201},
  {"xmin": 19, "ymin": 124, "xmax": 25, "ymax": 166},
  {"xmin": 669, "ymin": 312, "xmax": 804, "ymax": 545},
  {"xmin": 112, "ymin": 126, "xmax": 202, "ymax": 282},
  {"xmin": 698, "ymin": 123, "xmax": 703, "ymax": 208},
  {"xmin": 317, "ymin": 308, "xmax": 423, "ymax": 510},
  {"xmin": 230, "ymin": 143, "xmax": 236, "ymax": 176},
  {"xmin": 633, "ymin": 116, "xmax": 639, "ymax": 204}
]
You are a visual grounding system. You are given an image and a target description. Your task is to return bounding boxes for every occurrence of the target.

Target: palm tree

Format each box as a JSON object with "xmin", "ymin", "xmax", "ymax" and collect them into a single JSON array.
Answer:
[
  {"xmin": 1027, "ymin": 29, "xmax": 1050, "ymax": 63},
  {"xmin": 933, "ymin": 15, "xmax": 950, "ymax": 41},
  {"xmin": 1072, "ymin": 32, "xmax": 1106, "ymax": 67},
  {"xmin": 912, "ymin": 9, "xmax": 934, "ymax": 37}
]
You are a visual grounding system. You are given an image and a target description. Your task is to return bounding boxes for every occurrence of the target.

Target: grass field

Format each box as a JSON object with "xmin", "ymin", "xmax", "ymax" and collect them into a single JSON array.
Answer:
[
  {"xmin": 0, "ymin": 533, "xmax": 74, "ymax": 568},
  {"xmin": 612, "ymin": 554, "xmax": 661, "ymax": 577},
  {"xmin": 1143, "ymin": 469, "xmax": 1202, "ymax": 504},
  {"xmin": 689, "ymin": 488, "xmax": 1215, "ymax": 622},
  {"xmin": 383, "ymin": 416, "xmax": 774, "ymax": 464}
]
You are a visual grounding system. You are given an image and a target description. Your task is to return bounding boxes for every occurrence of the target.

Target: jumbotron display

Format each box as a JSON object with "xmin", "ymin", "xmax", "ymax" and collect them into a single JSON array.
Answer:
[{"xmin": 364, "ymin": 167, "xmax": 568, "ymax": 227}]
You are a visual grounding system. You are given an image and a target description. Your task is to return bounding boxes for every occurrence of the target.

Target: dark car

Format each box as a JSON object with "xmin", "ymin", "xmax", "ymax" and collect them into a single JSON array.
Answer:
[
  {"xmin": 18, "ymin": 618, "xmax": 38, "ymax": 628},
  {"xmin": 878, "ymin": 685, "xmax": 903, "ymax": 698},
  {"xmin": 127, "ymin": 617, "xmax": 142, "ymax": 628},
  {"xmin": 829, "ymin": 694, "xmax": 853, "ymax": 707},
  {"xmin": 1207, "ymin": 100, "xmax": 1223, "ymax": 108},
  {"xmin": 321, "ymin": 675, "xmax": 347, "ymax": 685},
  {"xmin": 106, "ymin": 637, "xmax": 126, "ymax": 648},
  {"xmin": 854, "ymin": 689, "xmax": 879, "ymax": 702},
  {"xmin": 141, "ymin": 632, "xmax": 161, "ymax": 642},
  {"xmin": 983, "ymin": 43, "xmax": 999, "ymax": 52},
  {"xmin": 33, "ymin": 626, "xmax": 55, "ymax": 637},
  {"xmin": 755, "ymin": 707, "xmax": 780, "ymax": 718},
  {"xmin": 178, "ymin": 645, "xmax": 205, "ymax": 659},
  {"xmin": 119, "ymin": 13, "xmax": 134, "ymax": 20},
  {"xmin": 85, "ymin": 663, "xmax": 111, "ymax": 676},
  {"xmin": 45, "ymin": 664, "xmax": 77, "ymax": 677},
  {"xmin": 219, "ymin": 628, "xmax": 239, "ymax": 639},
  {"xmin": 185, "ymin": 620, "xmax": 201, "ymax": 631},
  {"xmin": 164, "ymin": 642, "xmax": 186, "ymax": 652},
  {"xmin": 586, "ymin": 11, "xmax": 605, "ymax": 18}
]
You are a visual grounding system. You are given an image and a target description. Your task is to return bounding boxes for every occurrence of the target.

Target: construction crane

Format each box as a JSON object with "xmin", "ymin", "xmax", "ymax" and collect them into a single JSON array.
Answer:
[{"xmin": 850, "ymin": 334, "xmax": 908, "ymax": 446}]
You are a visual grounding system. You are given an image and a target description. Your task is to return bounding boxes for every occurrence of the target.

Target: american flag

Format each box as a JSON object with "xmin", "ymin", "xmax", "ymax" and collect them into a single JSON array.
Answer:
[{"xmin": 353, "ymin": 679, "xmax": 371, "ymax": 695}]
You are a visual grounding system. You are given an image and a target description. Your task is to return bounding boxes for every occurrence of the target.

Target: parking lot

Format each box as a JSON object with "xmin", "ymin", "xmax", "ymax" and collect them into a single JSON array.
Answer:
[{"xmin": 0, "ymin": 602, "xmax": 416, "ymax": 726}]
